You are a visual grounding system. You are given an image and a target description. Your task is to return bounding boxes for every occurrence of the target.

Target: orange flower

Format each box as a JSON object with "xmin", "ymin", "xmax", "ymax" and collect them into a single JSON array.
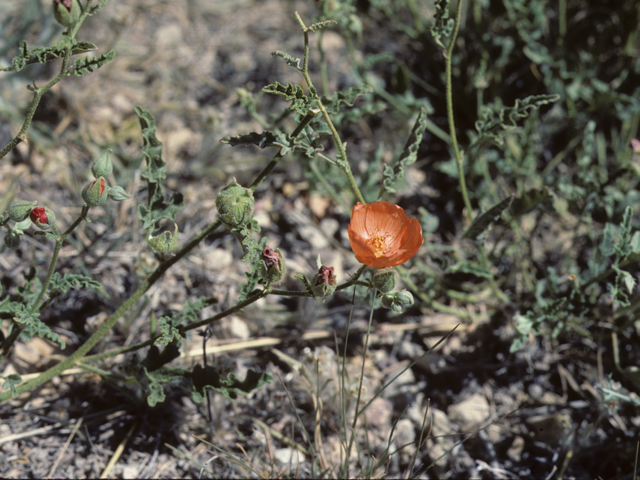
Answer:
[{"xmin": 348, "ymin": 201, "xmax": 423, "ymax": 268}]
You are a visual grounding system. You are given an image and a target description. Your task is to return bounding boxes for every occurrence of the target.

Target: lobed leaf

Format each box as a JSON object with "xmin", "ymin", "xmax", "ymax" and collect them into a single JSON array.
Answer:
[
  {"xmin": 271, "ymin": 51, "xmax": 302, "ymax": 70},
  {"xmin": 8, "ymin": 41, "xmax": 97, "ymax": 72},
  {"xmin": 307, "ymin": 20, "xmax": 337, "ymax": 32},
  {"xmin": 189, "ymin": 365, "xmax": 273, "ymax": 402},
  {"xmin": 72, "ymin": 50, "xmax": 115, "ymax": 77},
  {"xmin": 473, "ymin": 94, "xmax": 560, "ymax": 147},
  {"xmin": 134, "ymin": 106, "xmax": 184, "ymax": 231},
  {"xmin": 430, "ymin": 0, "xmax": 454, "ymax": 49},
  {"xmin": 382, "ymin": 108, "xmax": 427, "ymax": 195},
  {"xmin": 263, "ymin": 81, "xmax": 315, "ymax": 114}
]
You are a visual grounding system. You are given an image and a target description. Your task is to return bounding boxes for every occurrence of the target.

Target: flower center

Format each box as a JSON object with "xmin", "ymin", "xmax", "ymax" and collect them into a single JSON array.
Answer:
[{"xmin": 367, "ymin": 234, "xmax": 388, "ymax": 258}]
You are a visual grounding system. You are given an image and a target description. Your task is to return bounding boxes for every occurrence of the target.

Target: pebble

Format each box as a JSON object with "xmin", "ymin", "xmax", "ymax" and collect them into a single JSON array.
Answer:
[
  {"xmin": 447, "ymin": 393, "xmax": 490, "ymax": 431},
  {"xmin": 274, "ymin": 447, "xmax": 306, "ymax": 468}
]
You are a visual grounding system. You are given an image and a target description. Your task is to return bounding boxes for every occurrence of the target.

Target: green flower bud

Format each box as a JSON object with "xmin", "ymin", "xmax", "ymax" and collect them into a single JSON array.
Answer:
[
  {"xmin": 311, "ymin": 266, "xmax": 336, "ymax": 299},
  {"xmin": 261, "ymin": 246, "xmax": 285, "ymax": 284},
  {"xmin": 91, "ymin": 149, "xmax": 113, "ymax": 178},
  {"xmin": 372, "ymin": 268, "xmax": 396, "ymax": 293},
  {"xmin": 380, "ymin": 290, "xmax": 414, "ymax": 313},
  {"xmin": 107, "ymin": 185, "xmax": 131, "ymax": 201},
  {"xmin": 53, "ymin": 0, "xmax": 81, "ymax": 28},
  {"xmin": 30, "ymin": 207, "xmax": 56, "ymax": 230},
  {"xmin": 216, "ymin": 178, "xmax": 254, "ymax": 227},
  {"xmin": 4, "ymin": 229, "xmax": 21, "ymax": 250},
  {"xmin": 147, "ymin": 223, "xmax": 179, "ymax": 253},
  {"xmin": 82, "ymin": 177, "xmax": 109, "ymax": 206},
  {"xmin": 8, "ymin": 200, "xmax": 37, "ymax": 222}
]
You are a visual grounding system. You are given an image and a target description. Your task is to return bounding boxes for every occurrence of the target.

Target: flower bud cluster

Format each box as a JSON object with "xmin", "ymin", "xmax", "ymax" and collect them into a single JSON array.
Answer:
[
  {"xmin": 82, "ymin": 150, "xmax": 130, "ymax": 207},
  {"xmin": 2, "ymin": 201, "xmax": 57, "ymax": 248},
  {"xmin": 380, "ymin": 290, "xmax": 414, "ymax": 313}
]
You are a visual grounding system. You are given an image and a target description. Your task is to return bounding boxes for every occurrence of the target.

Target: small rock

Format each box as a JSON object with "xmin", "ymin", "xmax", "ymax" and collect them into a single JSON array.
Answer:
[
  {"xmin": 507, "ymin": 436, "xmax": 525, "ymax": 462},
  {"xmin": 228, "ymin": 316, "xmax": 250, "ymax": 339},
  {"xmin": 365, "ymin": 397, "xmax": 393, "ymax": 429},
  {"xmin": 447, "ymin": 393, "xmax": 490, "ymax": 431},
  {"xmin": 394, "ymin": 418, "xmax": 415, "ymax": 451},
  {"xmin": 274, "ymin": 447, "xmax": 306, "ymax": 468}
]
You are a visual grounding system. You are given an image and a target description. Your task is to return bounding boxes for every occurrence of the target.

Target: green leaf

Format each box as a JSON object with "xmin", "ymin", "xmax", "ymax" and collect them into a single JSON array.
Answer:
[
  {"xmin": 8, "ymin": 40, "xmax": 97, "ymax": 72},
  {"xmin": 430, "ymin": 0, "xmax": 454, "ymax": 49},
  {"xmin": 188, "ymin": 365, "xmax": 272, "ymax": 402},
  {"xmin": 134, "ymin": 106, "xmax": 185, "ymax": 231},
  {"xmin": 2, "ymin": 374, "xmax": 22, "ymax": 398},
  {"xmin": 72, "ymin": 50, "xmax": 115, "ymax": 77},
  {"xmin": 13, "ymin": 312, "xmax": 65, "ymax": 349},
  {"xmin": 382, "ymin": 108, "xmax": 427, "ymax": 195},
  {"xmin": 448, "ymin": 261, "xmax": 493, "ymax": 279},
  {"xmin": 307, "ymin": 20, "xmax": 337, "ymax": 32},
  {"xmin": 142, "ymin": 343, "xmax": 181, "ymax": 372},
  {"xmin": 472, "ymin": 94, "xmax": 560, "ymax": 147},
  {"xmin": 462, "ymin": 196, "xmax": 513, "ymax": 241},
  {"xmin": 271, "ymin": 50, "xmax": 302, "ymax": 70},
  {"xmin": 262, "ymin": 82, "xmax": 315, "ymax": 114},
  {"xmin": 153, "ymin": 298, "xmax": 210, "ymax": 348},
  {"xmin": 49, "ymin": 272, "xmax": 102, "ymax": 296},
  {"xmin": 220, "ymin": 131, "xmax": 299, "ymax": 157},
  {"xmin": 321, "ymin": 84, "xmax": 373, "ymax": 115},
  {"xmin": 154, "ymin": 316, "xmax": 184, "ymax": 348},
  {"xmin": 88, "ymin": 0, "xmax": 109, "ymax": 14},
  {"xmin": 509, "ymin": 187, "xmax": 553, "ymax": 217}
]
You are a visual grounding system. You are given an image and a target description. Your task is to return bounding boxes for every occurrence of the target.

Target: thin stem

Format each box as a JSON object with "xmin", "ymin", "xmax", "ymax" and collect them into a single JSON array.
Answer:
[
  {"xmin": 444, "ymin": 0, "xmax": 472, "ymax": 220},
  {"xmin": 295, "ymin": 11, "xmax": 365, "ymax": 205},
  {"xmin": 345, "ymin": 290, "xmax": 376, "ymax": 474}
]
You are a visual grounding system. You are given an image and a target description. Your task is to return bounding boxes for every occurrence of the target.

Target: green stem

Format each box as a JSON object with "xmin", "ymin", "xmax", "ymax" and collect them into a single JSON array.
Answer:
[
  {"xmin": 345, "ymin": 290, "xmax": 376, "ymax": 475},
  {"xmin": 0, "ymin": 11, "xmax": 88, "ymax": 161},
  {"xmin": 444, "ymin": 0, "xmax": 472, "ymax": 220},
  {"xmin": 295, "ymin": 12, "xmax": 365, "ymax": 205}
]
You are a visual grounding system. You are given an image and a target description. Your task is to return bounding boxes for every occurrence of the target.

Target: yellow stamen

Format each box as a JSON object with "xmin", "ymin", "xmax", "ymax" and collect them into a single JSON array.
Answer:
[{"xmin": 367, "ymin": 234, "xmax": 387, "ymax": 258}]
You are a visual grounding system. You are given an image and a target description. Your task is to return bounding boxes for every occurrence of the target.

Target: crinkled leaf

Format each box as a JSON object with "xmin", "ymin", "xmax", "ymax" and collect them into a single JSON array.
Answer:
[
  {"xmin": 88, "ymin": 0, "xmax": 109, "ymax": 14},
  {"xmin": 13, "ymin": 311, "xmax": 65, "ymax": 349},
  {"xmin": 8, "ymin": 40, "xmax": 97, "ymax": 72},
  {"xmin": 72, "ymin": 50, "xmax": 115, "ymax": 77},
  {"xmin": 262, "ymin": 82, "xmax": 315, "ymax": 114},
  {"xmin": 271, "ymin": 50, "xmax": 302, "ymax": 70},
  {"xmin": 49, "ymin": 272, "xmax": 101, "ymax": 296},
  {"xmin": 430, "ymin": 0, "xmax": 454, "ymax": 49},
  {"xmin": 321, "ymin": 84, "xmax": 373, "ymax": 115},
  {"xmin": 153, "ymin": 298, "xmax": 210, "ymax": 347},
  {"xmin": 462, "ymin": 196, "xmax": 513, "ymax": 241},
  {"xmin": 307, "ymin": 20, "xmax": 337, "ymax": 32},
  {"xmin": 189, "ymin": 364, "xmax": 272, "ymax": 402},
  {"xmin": 473, "ymin": 94, "xmax": 560, "ymax": 147},
  {"xmin": 154, "ymin": 316, "xmax": 184, "ymax": 348},
  {"xmin": 382, "ymin": 108, "xmax": 427, "ymax": 195},
  {"xmin": 134, "ymin": 106, "xmax": 185, "ymax": 231}
]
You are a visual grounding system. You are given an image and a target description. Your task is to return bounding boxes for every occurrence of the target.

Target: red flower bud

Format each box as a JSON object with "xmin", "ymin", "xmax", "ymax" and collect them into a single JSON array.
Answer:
[
  {"xmin": 261, "ymin": 246, "xmax": 285, "ymax": 284},
  {"xmin": 312, "ymin": 265, "xmax": 336, "ymax": 299},
  {"xmin": 315, "ymin": 266, "xmax": 335, "ymax": 287},
  {"xmin": 30, "ymin": 207, "xmax": 49, "ymax": 226}
]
